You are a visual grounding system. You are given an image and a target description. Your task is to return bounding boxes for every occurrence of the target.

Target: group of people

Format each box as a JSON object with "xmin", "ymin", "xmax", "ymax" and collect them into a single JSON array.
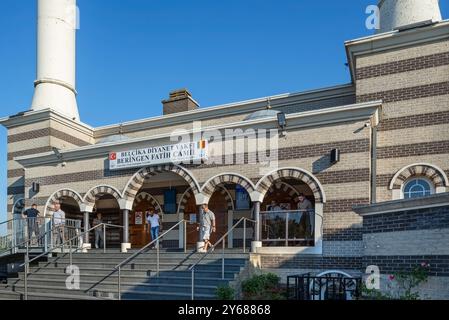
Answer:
[
  {"xmin": 20, "ymin": 194, "xmax": 312, "ymax": 251},
  {"xmin": 266, "ymin": 193, "xmax": 315, "ymax": 239},
  {"xmin": 19, "ymin": 202, "xmax": 67, "ymax": 247},
  {"xmin": 268, "ymin": 193, "xmax": 313, "ymax": 211}
]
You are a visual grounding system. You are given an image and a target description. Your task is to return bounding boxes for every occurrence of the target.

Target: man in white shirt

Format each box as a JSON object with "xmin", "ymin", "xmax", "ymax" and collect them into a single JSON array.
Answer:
[
  {"xmin": 197, "ymin": 204, "xmax": 216, "ymax": 252},
  {"xmin": 146, "ymin": 209, "xmax": 162, "ymax": 249},
  {"xmin": 52, "ymin": 202, "xmax": 66, "ymax": 246}
]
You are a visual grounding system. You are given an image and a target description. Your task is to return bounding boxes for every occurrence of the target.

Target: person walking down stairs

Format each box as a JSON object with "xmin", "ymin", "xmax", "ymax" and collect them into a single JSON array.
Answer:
[
  {"xmin": 93, "ymin": 213, "xmax": 104, "ymax": 249},
  {"xmin": 146, "ymin": 209, "xmax": 162, "ymax": 249},
  {"xmin": 197, "ymin": 204, "xmax": 216, "ymax": 252}
]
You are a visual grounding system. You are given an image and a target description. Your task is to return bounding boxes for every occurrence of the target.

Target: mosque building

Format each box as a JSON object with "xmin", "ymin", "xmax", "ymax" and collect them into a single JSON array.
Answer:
[{"xmin": 1, "ymin": 0, "xmax": 448, "ymax": 299}]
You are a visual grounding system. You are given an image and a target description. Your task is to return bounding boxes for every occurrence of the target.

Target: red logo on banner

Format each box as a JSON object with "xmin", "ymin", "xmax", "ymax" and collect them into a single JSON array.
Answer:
[{"xmin": 109, "ymin": 153, "xmax": 117, "ymax": 161}]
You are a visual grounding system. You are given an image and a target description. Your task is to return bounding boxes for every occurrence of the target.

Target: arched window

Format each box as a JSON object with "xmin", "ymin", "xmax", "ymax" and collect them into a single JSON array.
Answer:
[{"xmin": 403, "ymin": 178, "xmax": 433, "ymax": 199}]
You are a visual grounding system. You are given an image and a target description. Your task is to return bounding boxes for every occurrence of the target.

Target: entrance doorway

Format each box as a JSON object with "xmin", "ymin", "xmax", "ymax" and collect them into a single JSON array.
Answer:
[
  {"xmin": 130, "ymin": 202, "xmax": 152, "ymax": 248},
  {"xmin": 182, "ymin": 191, "xmax": 199, "ymax": 249},
  {"xmin": 207, "ymin": 191, "xmax": 229, "ymax": 246},
  {"xmin": 93, "ymin": 194, "xmax": 122, "ymax": 248}
]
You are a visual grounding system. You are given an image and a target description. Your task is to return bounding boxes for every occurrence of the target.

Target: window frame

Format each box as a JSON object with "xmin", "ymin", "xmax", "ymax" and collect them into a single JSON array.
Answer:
[{"xmin": 402, "ymin": 177, "xmax": 435, "ymax": 199}]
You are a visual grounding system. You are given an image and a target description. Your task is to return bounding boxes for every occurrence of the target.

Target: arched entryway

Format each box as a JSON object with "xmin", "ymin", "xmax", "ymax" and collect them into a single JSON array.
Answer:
[
  {"xmin": 44, "ymin": 189, "xmax": 84, "ymax": 247},
  {"xmin": 177, "ymin": 187, "xmax": 199, "ymax": 249},
  {"xmin": 205, "ymin": 186, "xmax": 234, "ymax": 247},
  {"xmin": 256, "ymin": 168, "xmax": 325, "ymax": 253},
  {"xmin": 260, "ymin": 180, "xmax": 315, "ymax": 247},
  {"xmin": 201, "ymin": 173, "xmax": 255, "ymax": 249},
  {"xmin": 83, "ymin": 185, "xmax": 123, "ymax": 248},
  {"xmin": 123, "ymin": 165, "xmax": 201, "ymax": 249},
  {"xmin": 130, "ymin": 192, "xmax": 163, "ymax": 248}
]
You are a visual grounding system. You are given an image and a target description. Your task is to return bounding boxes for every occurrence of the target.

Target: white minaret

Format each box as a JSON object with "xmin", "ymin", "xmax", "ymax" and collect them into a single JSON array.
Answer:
[
  {"xmin": 378, "ymin": 0, "xmax": 442, "ymax": 33},
  {"xmin": 31, "ymin": 0, "xmax": 80, "ymax": 121}
]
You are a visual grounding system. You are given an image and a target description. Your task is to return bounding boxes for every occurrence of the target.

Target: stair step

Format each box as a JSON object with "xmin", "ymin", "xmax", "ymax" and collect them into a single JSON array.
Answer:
[
  {"xmin": 0, "ymin": 284, "xmax": 111, "ymax": 300},
  {"xmin": 1, "ymin": 249, "xmax": 250, "ymax": 300},
  {"xmin": 36, "ymin": 263, "xmax": 244, "ymax": 273},
  {"xmin": 8, "ymin": 278, "xmax": 219, "ymax": 295},
  {"xmin": 43, "ymin": 258, "xmax": 247, "ymax": 265},
  {"xmin": 50, "ymin": 253, "xmax": 250, "ymax": 260},
  {"xmin": 20, "ymin": 270, "xmax": 237, "ymax": 281}
]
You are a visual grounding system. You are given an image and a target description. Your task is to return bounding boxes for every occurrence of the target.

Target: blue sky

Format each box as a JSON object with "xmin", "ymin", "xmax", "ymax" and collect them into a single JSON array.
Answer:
[{"xmin": 1, "ymin": 0, "xmax": 448, "ymax": 222}]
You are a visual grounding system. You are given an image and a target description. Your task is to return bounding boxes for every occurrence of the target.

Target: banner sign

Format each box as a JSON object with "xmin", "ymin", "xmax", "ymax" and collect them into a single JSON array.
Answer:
[{"xmin": 109, "ymin": 140, "xmax": 208, "ymax": 170}]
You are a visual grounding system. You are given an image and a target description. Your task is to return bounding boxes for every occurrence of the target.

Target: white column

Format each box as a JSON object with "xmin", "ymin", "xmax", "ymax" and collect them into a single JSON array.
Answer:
[
  {"xmin": 251, "ymin": 201, "xmax": 262, "ymax": 252},
  {"xmin": 196, "ymin": 205, "xmax": 205, "ymax": 252},
  {"xmin": 31, "ymin": 0, "xmax": 80, "ymax": 121},
  {"xmin": 82, "ymin": 212, "xmax": 91, "ymax": 251},
  {"xmin": 121, "ymin": 209, "xmax": 131, "ymax": 252}
]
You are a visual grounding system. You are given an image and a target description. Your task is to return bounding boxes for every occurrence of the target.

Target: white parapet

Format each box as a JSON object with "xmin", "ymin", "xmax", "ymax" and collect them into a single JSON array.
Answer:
[
  {"xmin": 378, "ymin": 0, "xmax": 442, "ymax": 33},
  {"xmin": 31, "ymin": 0, "xmax": 80, "ymax": 121}
]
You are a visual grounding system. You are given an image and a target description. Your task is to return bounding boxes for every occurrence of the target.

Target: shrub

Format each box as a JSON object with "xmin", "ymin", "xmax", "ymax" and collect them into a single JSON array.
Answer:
[
  {"xmin": 241, "ymin": 273, "xmax": 285, "ymax": 300},
  {"xmin": 216, "ymin": 285, "xmax": 235, "ymax": 300}
]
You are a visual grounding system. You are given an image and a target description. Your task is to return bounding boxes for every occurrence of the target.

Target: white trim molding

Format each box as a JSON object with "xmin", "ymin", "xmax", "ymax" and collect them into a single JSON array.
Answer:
[{"xmin": 389, "ymin": 163, "xmax": 449, "ymax": 200}]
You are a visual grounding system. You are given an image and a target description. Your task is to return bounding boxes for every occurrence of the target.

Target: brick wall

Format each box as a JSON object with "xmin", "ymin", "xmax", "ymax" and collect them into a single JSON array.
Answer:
[
  {"xmin": 354, "ymin": 36, "xmax": 449, "ymax": 203},
  {"xmin": 355, "ymin": 194, "xmax": 449, "ymax": 299}
]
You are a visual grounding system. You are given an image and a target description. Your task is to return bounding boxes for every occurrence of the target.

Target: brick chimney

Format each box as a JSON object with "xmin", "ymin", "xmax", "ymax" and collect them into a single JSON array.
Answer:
[{"xmin": 162, "ymin": 89, "xmax": 200, "ymax": 115}]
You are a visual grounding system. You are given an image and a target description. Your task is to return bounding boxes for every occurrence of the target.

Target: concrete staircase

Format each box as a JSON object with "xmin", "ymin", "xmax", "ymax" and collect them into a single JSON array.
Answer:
[{"xmin": 0, "ymin": 249, "xmax": 249, "ymax": 300}]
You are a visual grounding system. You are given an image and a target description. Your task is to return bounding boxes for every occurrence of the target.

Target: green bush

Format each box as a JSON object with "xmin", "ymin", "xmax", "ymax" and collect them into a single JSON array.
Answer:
[
  {"xmin": 241, "ymin": 273, "xmax": 285, "ymax": 300},
  {"xmin": 216, "ymin": 285, "xmax": 235, "ymax": 300}
]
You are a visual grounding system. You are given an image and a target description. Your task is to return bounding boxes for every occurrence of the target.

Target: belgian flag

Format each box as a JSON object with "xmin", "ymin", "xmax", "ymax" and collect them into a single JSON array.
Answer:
[{"xmin": 197, "ymin": 140, "xmax": 206, "ymax": 149}]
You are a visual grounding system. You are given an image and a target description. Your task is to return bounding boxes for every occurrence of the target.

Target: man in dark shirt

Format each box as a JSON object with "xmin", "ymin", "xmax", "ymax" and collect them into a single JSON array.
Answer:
[
  {"xmin": 23, "ymin": 204, "xmax": 40, "ymax": 245},
  {"xmin": 297, "ymin": 194, "xmax": 314, "ymax": 239}
]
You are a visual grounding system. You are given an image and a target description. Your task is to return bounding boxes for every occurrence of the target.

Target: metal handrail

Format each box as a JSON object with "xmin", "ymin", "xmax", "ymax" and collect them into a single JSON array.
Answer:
[
  {"xmin": 188, "ymin": 217, "xmax": 255, "ymax": 300},
  {"xmin": 260, "ymin": 209, "xmax": 314, "ymax": 214},
  {"xmin": 115, "ymin": 219, "xmax": 188, "ymax": 300},
  {"xmin": 21, "ymin": 223, "xmax": 123, "ymax": 267},
  {"xmin": 0, "ymin": 217, "xmax": 82, "ymax": 255},
  {"xmin": 0, "ymin": 217, "xmax": 78, "ymax": 256},
  {"xmin": 0, "ymin": 217, "xmax": 14, "ymax": 227},
  {"xmin": 20, "ymin": 222, "xmax": 123, "ymax": 300}
]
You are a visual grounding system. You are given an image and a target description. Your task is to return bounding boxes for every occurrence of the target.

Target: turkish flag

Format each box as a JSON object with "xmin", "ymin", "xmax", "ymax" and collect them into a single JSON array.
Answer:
[{"xmin": 109, "ymin": 153, "xmax": 117, "ymax": 161}]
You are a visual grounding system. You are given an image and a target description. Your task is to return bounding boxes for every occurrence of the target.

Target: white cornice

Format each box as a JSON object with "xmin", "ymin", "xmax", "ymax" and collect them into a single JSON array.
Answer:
[
  {"xmin": 1, "ymin": 84, "xmax": 355, "ymax": 141},
  {"xmin": 93, "ymin": 84, "xmax": 355, "ymax": 137},
  {"xmin": 354, "ymin": 193, "xmax": 449, "ymax": 216},
  {"xmin": 14, "ymin": 100, "xmax": 381, "ymax": 168},
  {"xmin": 345, "ymin": 19, "xmax": 449, "ymax": 81},
  {"xmin": 0, "ymin": 109, "xmax": 94, "ymax": 137}
]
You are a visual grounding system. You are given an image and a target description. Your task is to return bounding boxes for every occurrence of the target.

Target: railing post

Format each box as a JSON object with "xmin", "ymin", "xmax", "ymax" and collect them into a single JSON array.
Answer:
[
  {"xmin": 243, "ymin": 219, "xmax": 246, "ymax": 253},
  {"xmin": 191, "ymin": 268, "xmax": 194, "ymax": 300},
  {"xmin": 49, "ymin": 219, "xmax": 53, "ymax": 251},
  {"xmin": 285, "ymin": 212, "xmax": 289, "ymax": 247},
  {"xmin": 222, "ymin": 241, "xmax": 225, "ymax": 280},
  {"xmin": 184, "ymin": 220, "xmax": 187, "ymax": 253},
  {"xmin": 103, "ymin": 225, "xmax": 106, "ymax": 253},
  {"xmin": 118, "ymin": 266, "xmax": 121, "ymax": 300},
  {"xmin": 62, "ymin": 225, "xmax": 65, "ymax": 253},
  {"xmin": 12, "ymin": 217, "xmax": 16, "ymax": 252},
  {"xmin": 157, "ymin": 241, "xmax": 160, "ymax": 277},
  {"xmin": 24, "ymin": 241, "xmax": 29, "ymax": 300},
  {"xmin": 69, "ymin": 239, "xmax": 73, "ymax": 266}
]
